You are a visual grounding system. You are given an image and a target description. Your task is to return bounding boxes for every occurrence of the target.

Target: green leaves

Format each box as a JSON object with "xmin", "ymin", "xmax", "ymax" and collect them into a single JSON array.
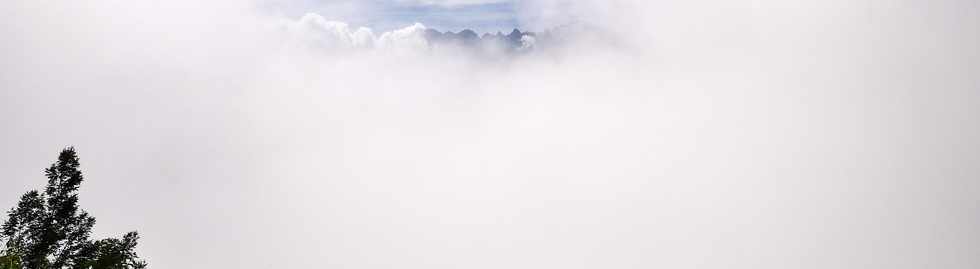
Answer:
[
  {"xmin": 0, "ymin": 253, "xmax": 22, "ymax": 269},
  {"xmin": 1, "ymin": 147, "xmax": 147, "ymax": 269},
  {"xmin": 78, "ymin": 232, "xmax": 147, "ymax": 269}
]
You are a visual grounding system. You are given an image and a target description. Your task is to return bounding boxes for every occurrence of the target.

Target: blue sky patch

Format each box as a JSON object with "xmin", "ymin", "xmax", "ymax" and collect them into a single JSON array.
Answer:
[{"xmin": 263, "ymin": 0, "xmax": 521, "ymax": 34}]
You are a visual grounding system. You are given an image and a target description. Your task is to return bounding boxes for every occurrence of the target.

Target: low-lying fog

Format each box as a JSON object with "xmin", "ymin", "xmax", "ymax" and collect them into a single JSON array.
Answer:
[{"xmin": 1, "ymin": 0, "xmax": 977, "ymax": 268}]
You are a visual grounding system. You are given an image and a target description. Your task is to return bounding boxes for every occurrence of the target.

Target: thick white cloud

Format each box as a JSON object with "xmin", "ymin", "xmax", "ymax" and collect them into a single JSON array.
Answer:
[
  {"xmin": 376, "ymin": 22, "xmax": 429, "ymax": 50},
  {"xmin": 285, "ymin": 13, "xmax": 378, "ymax": 49},
  {"xmin": 1, "ymin": 1, "xmax": 978, "ymax": 269},
  {"xmin": 283, "ymin": 13, "xmax": 437, "ymax": 51}
]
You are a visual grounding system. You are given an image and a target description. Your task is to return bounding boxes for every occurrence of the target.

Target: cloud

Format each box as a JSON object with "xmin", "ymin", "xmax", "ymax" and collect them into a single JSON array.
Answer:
[
  {"xmin": 376, "ymin": 22, "xmax": 429, "ymax": 50},
  {"xmin": 1, "ymin": 0, "xmax": 978, "ymax": 269},
  {"xmin": 395, "ymin": 0, "xmax": 513, "ymax": 8},
  {"xmin": 261, "ymin": 0, "xmax": 520, "ymax": 33},
  {"xmin": 285, "ymin": 13, "xmax": 378, "ymax": 49},
  {"xmin": 278, "ymin": 13, "xmax": 565, "ymax": 56},
  {"xmin": 518, "ymin": 34, "xmax": 535, "ymax": 50}
]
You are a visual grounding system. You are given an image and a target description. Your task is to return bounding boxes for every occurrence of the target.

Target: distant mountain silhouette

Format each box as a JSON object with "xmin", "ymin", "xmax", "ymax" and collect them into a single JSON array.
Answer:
[
  {"xmin": 423, "ymin": 28, "xmax": 540, "ymax": 53},
  {"xmin": 417, "ymin": 23, "xmax": 604, "ymax": 55}
]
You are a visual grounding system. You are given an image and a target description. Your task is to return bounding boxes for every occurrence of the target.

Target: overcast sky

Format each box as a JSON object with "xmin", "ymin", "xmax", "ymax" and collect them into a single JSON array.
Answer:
[{"xmin": 1, "ymin": 1, "xmax": 978, "ymax": 269}]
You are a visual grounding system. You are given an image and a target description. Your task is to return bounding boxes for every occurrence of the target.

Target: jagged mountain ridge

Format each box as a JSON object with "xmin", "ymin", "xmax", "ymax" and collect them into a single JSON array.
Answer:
[
  {"xmin": 423, "ymin": 28, "xmax": 542, "ymax": 52},
  {"xmin": 283, "ymin": 13, "xmax": 597, "ymax": 53}
]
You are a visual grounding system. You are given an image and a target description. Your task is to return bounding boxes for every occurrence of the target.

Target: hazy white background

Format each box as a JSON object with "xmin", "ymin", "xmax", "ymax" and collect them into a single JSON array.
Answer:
[{"xmin": 1, "ymin": 0, "xmax": 978, "ymax": 268}]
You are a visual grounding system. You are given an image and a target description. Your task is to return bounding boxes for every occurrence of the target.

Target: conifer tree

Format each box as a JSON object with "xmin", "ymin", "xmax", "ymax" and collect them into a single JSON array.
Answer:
[{"xmin": 1, "ymin": 147, "xmax": 147, "ymax": 269}]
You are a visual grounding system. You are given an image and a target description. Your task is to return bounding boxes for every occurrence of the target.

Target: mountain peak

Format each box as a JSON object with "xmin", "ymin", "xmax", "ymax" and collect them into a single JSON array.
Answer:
[{"xmin": 417, "ymin": 27, "xmax": 562, "ymax": 54}]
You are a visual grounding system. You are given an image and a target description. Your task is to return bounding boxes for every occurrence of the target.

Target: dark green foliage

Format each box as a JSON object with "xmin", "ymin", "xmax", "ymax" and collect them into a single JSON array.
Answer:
[
  {"xmin": 77, "ymin": 233, "xmax": 146, "ymax": 269},
  {"xmin": 0, "ymin": 253, "xmax": 21, "ymax": 269},
  {"xmin": 0, "ymin": 147, "xmax": 147, "ymax": 269}
]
